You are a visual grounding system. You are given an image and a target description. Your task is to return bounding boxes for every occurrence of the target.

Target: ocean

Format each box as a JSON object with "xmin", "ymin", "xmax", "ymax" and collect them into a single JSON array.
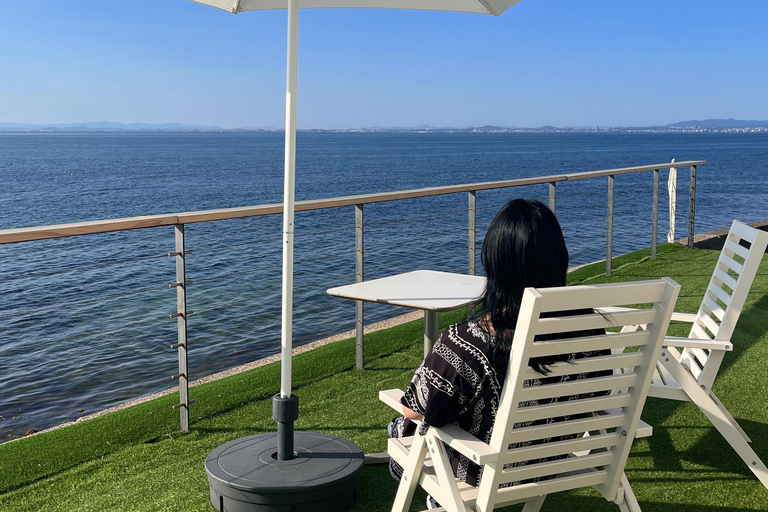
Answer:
[{"xmin": 1, "ymin": 131, "xmax": 766, "ymax": 439}]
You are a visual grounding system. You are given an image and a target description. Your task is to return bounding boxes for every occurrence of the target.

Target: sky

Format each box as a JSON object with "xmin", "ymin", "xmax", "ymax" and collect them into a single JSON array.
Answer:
[{"xmin": 0, "ymin": 0, "xmax": 767, "ymax": 129}]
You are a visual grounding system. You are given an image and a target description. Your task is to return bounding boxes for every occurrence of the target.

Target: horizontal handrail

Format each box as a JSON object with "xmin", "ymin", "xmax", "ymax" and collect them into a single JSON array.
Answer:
[
  {"xmin": 0, "ymin": 157, "xmax": 705, "ymax": 435},
  {"xmin": 0, "ymin": 160, "xmax": 705, "ymax": 245}
]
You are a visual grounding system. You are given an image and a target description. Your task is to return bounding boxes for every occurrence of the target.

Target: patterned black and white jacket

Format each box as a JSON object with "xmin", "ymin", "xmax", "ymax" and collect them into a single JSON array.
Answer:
[{"xmin": 398, "ymin": 319, "xmax": 609, "ymax": 487}]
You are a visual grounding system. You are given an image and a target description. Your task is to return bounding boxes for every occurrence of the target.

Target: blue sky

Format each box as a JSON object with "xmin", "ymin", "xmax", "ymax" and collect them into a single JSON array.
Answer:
[{"xmin": 1, "ymin": 0, "xmax": 766, "ymax": 129}]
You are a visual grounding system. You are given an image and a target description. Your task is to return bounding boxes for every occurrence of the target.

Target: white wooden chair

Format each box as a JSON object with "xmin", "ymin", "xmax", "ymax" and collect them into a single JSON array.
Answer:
[
  {"xmin": 634, "ymin": 220, "xmax": 768, "ymax": 486},
  {"xmin": 380, "ymin": 278, "xmax": 680, "ymax": 512}
]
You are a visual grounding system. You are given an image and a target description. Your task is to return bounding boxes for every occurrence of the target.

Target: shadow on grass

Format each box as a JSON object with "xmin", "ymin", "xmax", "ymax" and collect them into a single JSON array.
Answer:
[
  {"xmin": 641, "ymin": 410, "xmax": 768, "ymax": 477},
  {"xmin": 627, "ymin": 470, "xmax": 756, "ymax": 482},
  {"xmin": 714, "ymin": 293, "xmax": 768, "ymax": 374},
  {"xmin": 191, "ymin": 425, "xmax": 271, "ymax": 436},
  {"xmin": 639, "ymin": 424, "xmax": 686, "ymax": 472},
  {"xmin": 189, "ymin": 389, "xmax": 281, "ymax": 427},
  {"xmin": 295, "ymin": 424, "xmax": 386, "ymax": 435},
  {"xmin": 353, "ymin": 366, "xmax": 417, "ymax": 372},
  {"xmin": 354, "ymin": 465, "xmax": 762, "ymax": 512},
  {"xmin": 670, "ymin": 419, "xmax": 768, "ymax": 477},
  {"xmin": 556, "ymin": 498, "xmax": 762, "ymax": 512},
  {"xmin": 548, "ymin": 497, "xmax": 762, "ymax": 512}
]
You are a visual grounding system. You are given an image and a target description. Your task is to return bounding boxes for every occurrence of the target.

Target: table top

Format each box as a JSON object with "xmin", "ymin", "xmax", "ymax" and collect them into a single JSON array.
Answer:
[{"xmin": 326, "ymin": 270, "xmax": 486, "ymax": 312}]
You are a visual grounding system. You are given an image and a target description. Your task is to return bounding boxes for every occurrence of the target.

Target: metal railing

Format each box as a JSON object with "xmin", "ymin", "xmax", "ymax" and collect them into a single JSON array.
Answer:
[{"xmin": 0, "ymin": 160, "xmax": 704, "ymax": 431}]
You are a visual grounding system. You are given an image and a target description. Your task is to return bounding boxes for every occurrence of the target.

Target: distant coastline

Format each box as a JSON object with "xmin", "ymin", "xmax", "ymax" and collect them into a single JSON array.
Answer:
[{"xmin": 2, "ymin": 118, "xmax": 768, "ymax": 134}]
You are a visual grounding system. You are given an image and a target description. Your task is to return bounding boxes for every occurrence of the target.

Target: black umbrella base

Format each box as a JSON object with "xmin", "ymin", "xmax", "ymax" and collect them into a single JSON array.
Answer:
[{"xmin": 205, "ymin": 431, "xmax": 365, "ymax": 512}]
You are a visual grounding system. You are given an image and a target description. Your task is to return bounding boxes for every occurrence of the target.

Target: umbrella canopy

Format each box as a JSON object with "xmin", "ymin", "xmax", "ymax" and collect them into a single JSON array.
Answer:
[
  {"xmin": 189, "ymin": 0, "xmax": 524, "ymax": 403},
  {"xmin": 192, "ymin": 0, "xmax": 523, "ymax": 15}
]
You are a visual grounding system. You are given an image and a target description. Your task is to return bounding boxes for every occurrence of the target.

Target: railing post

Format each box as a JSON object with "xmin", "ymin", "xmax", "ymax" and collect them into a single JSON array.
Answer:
[
  {"xmin": 606, "ymin": 175, "xmax": 614, "ymax": 276},
  {"xmin": 652, "ymin": 169, "xmax": 659, "ymax": 259},
  {"xmin": 688, "ymin": 164, "xmax": 697, "ymax": 248},
  {"xmin": 468, "ymin": 191, "xmax": 476, "ymax": 275},
  {"xmin": 355, "ymin": 204, "xmax": 364, "ymax": 370},
  {"xmin": 549, "ymin": 182, "xmax": 556, "ymax": 214},
  {"xmin": 173, "ymin": 224, "xmax": 190, "ymax": 431}
]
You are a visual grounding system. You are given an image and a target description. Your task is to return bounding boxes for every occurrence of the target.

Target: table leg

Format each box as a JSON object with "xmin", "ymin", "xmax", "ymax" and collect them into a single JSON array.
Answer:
[{"xmin": 424, "ymin": 310, "xmax": 439, "ymax": 358}]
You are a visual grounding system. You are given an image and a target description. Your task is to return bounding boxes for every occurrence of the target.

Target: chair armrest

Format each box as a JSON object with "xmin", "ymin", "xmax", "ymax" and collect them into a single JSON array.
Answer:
[
  {"xmin": 662, "ymin": 336, "xmax": 733, "ymax": 351},
  {"xmin": 379, "ymin": 389, "xmax": 405, "ymax": 413},
  {"xmin": 429, "ymin": 423, "xmax": 499, "ymax": 465},
  {"xmin": 601, "ymin": 308, "xmax": 696, "ymax": 324},
  {"xmin": 670, "ymin": 312, "xmax": 697, "ymax": 323},
  {"xmin": 379, "ymin": 389, "xmax": 423, "ymax": 428}
]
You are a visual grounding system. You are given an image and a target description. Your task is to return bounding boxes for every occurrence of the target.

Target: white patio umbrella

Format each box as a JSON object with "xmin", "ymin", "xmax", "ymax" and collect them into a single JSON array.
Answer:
[
  {"xmin": 192, "ymin": 1, "xmax": 525, "ymax": 510},
  {"xmin": 190, "ymin": 0, "xmax": 524, "ymax": 398},
  {"xmin": 191, "ymin": 0, "xmax": 523, "ymax": 454}
]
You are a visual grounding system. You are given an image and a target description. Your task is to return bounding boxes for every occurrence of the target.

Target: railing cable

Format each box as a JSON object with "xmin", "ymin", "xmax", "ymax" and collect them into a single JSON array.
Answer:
[
  {"xmin": 0, "ymin": 285, "xmax": 168, "ymax": 321},
  {"xmin": 0, "ymin": 253, "xmax": 168, "ymax": 283}
]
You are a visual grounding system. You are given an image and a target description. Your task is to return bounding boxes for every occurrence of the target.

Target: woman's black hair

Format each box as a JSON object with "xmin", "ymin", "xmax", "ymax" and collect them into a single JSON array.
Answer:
[{"xmin": 473, "ymin": 198, "xmax": 569, "ymax": 342}]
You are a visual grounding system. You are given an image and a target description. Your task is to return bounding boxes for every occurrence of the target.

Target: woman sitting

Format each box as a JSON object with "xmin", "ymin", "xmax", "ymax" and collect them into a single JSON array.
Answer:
[{"xmin": 388, "ymin": 198, "xmax": 609, "ymax": 505}]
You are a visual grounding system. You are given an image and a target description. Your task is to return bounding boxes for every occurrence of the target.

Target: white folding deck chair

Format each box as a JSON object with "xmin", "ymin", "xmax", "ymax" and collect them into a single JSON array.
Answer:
[
  {"xmin": 380, "ymin": 278, "xmax": 680, "ymax": 512},
  {"xmin": 643, "ymin": 220, "xmax": 768, "ymax": 486}
]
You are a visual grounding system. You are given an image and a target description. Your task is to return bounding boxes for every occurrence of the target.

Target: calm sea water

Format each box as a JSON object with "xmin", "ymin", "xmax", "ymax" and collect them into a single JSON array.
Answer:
[{"xmin": 1, "ymin": 131, "xmax": 766, "ymax": 439}]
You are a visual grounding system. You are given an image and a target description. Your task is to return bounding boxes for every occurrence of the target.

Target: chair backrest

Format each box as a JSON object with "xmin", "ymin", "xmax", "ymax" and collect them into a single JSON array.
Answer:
[
  {"xmin": 681, "ymin": 220, "xmax": 768, "ymax": 387},
  {"xmin": 474, "ymin": 279, "xmax": 680, "ymax": 511}
]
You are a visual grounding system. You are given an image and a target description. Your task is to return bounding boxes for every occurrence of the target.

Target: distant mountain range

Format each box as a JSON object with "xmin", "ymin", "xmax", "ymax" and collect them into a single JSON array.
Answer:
[
  {"xmin": 1, "ymin": 118, "xmax": 767, "ymax": 133},
  {"xmin": 665, "ymin": 118, "xmax": 768, "ymax": 129}
]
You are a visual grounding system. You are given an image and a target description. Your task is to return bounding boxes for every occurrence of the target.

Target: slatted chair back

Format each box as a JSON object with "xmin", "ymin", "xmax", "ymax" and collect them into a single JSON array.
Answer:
[
  {"xmin": 474, "ymin": 279, "xmax": 680, "ymax": 511},
  {"xmin": 680, "ymin": 220, "xmax": 768, "ymax": 389}
]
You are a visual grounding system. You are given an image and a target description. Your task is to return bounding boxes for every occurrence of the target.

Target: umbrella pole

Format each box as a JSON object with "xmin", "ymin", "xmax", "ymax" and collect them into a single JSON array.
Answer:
[{"xmin": 274, "ymin": 0, "xmax": 300, "ymax": 462}]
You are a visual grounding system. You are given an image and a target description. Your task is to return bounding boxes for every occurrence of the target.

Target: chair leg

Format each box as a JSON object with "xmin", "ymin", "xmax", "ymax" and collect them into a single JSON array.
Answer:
[
  {"xmin": 391, "ymin": 434, "xmax": 428, "ymax": 512},
  {"xmin": 709, "ymin": 390, "xmax": 752, "ymax": 443},
  {"xmin": 617, "ymin": 472, "xmax": 641, "ymax": 512},
  {"xmin": 661, "ymin": 354, "xmax": 768, "ymax": 488},
  {"xmin": 521, "ymin": 495, "xmax": 546, "ymax": 512},
  {"xmin": 425, "ymin": 432, "xmax": 470, "ymax": 512}
]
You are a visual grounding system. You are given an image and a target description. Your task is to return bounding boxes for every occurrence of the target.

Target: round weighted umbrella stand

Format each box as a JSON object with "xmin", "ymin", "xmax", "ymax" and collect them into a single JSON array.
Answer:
[{"xmin": 205, "ymin": 395, "xmax": 364, "ymax": 512}]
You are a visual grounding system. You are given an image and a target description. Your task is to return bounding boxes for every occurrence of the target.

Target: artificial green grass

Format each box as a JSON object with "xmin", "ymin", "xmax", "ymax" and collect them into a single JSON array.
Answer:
[{"xmin": 1, "ymin": 243, "xmax": 767, "ymax": 511}]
